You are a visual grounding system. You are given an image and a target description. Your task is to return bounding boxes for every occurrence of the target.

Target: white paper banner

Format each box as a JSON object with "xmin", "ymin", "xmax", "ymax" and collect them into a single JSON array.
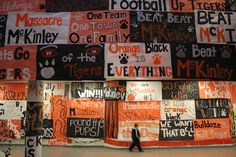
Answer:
[
  {"xmin": 160, "ymin": 100, "xmax": 196, "ymax": 120},
  {"xmin": 126, "ymin": 81, "xmax": 162, "ymax": 101},
  {"xmin": 118, "ymin": 120, "xmax": 159, "ymax": 141},
  {"xmin": 5, "ymin": 12, "xmax": 70, "ymax": 45},
  {"xmin": 0, "ymin": 100, "xmax": 26, "ymax": 119},
  {"xmin": 105, "ymin": 43, "xmax": 172, "ymax": 80},
  {"xmin": 195, "ymin": 10, "xmax": 236, "ymax": 45}
]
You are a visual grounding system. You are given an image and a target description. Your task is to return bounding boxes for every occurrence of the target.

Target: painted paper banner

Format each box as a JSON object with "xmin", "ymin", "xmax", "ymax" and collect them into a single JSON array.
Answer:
[
  {"xmin": 226, "ymin": 0, "xmax": 236, "ymax": 11},
  {"xmin": 118, "ymin": 120, "xmax": 159, "ymax": 141},
  {"xmin": 67, "ymin": 118, "xmax": 104, "ymax": 138},
  {"xmin": 195, "ymin": 99, "xmax": 229, "ymax": 119},
  {"xmin": 43, "ymin": 82, "xmax": 65, "ymax": 119},
  {"xmin": 0, "ymin": 15, "xmax": 7, "ymax": 46},
  {"xmin": 0, "ymin": 83, "xmax": 27, "ymax": 100},
  {"xmin": 105, "ymin": 43, "xmax": 172, "ymax": 79},
  {"xmin": 71, "ymin": 82, "xmax": 104, "ymax": 99},
  {"xmin": 171, "ymin": 43, "xmax": 236, "ymax": 80},
  {"xmin": 48, "ymin": 96, "xmax": 69, "ymax": 145},
  {"xmin": 5, "ymin": 12, "xmax": 70, "ymax": 45},
  {"xmin": 118, "ymin": 100, "xmax": 160, "ymax": 121},
  {"xmin": 42, "ymin": 119, "xmax": 53, "ymax": 139},
  {"xmin": 168, "ymin": 0, "xmax": 226, "ymax": 12},
  {"xmin": 195, "ymin": 10, "xmax": 236, "ymax": 45},
  {"xmin": 162, "ymin": 81, "xmax": 199, "ymax": 99},
  {"xmin": 67, "ymin": 99, "xmax": 104, "ymax": 119},
  {"xmin": 194, "ymin": 119, "xmax": 231, "ymax": 140},
  {"xmin": 109, "ymin": 0, "xmax": 169, "ymax": 11},
  {"xmin": 199, "ymin": 81, "xmax": 232, "ymax": 98},
  {"xmin": 159, "ymin": 120, "xmax": 194, "ymax": 141},
  {"xmin": 104, "ymin": 81, "xmax": 126, "ymax": 100},
  {"xmin": 130, "ymin": 11, "xmax": 196, "ymax": 43},
  {"xmin": 231, "ymin": 81, "xmax": 236, "ymax": 104},
  {"xmin": 0, "ymin": 46, "xmax": 36, "ymax": 80},
  {"xmin": 69, "ymin": 10, "xmax": 130, "ymax": 44},
  {"xmin": 126, "ymin": 81, "xmax": 162, "ymax": 101},
  {"xmin": 37, "ymin": 44, "xmax": 104, "ymax": 80},
  {"xmin": 160, "ymin": 100, "xmax": 196, "ymax": 120},
  {"xmin": 46, "ymin": 0, "xmax": 109, "ymax": 12},
  {"xmin": 0, "ymin": 0, "xmax": 45, "ymax": 13},
  {"xmin": 0, "ymin": 120, "xmax": 23, "ymax": 139},
  {"xmin": 0, "ymin": 100, "xmax": 26, "ymax": 120}
]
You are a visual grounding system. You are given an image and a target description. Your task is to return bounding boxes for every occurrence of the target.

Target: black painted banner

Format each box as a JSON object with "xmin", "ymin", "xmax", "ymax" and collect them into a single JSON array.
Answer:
[
  {"xmin": 104, "ymin": 81, "xmax": 126, "ymax": 100},
  {"xmin": 195, "ymin": 99, "xmax": 229, "ymax": 119},
  {"xmin": 37, "ymin": 44, "xmax": 104, "ymax": 80},
  {"xmin": 130, "ymin": 11, "xmax": 196, "ymax": 43},
  {"xmin": 226, "ymin": 0, "xmax": 236, "ymax": 11},
  {"xmin": 43, "ymin": 119, "xmax": 54, "ymax": 139},
  {"xmin": 46, "ymin": 0, "xmax": 109, "ymax": 12},
  {"xmin": 162, "ymin": 81, "xmax": 199, "ymax": 99},
  {"xmin": 71, "ymin": 82, "xmax": 104, "ymax": 99},
  {"xmin": 170, "ymin": 43, "xmax": 236, "ymax": 80},
  {"xmin": 67, "ymin": 118, "xmax": 104, "ymax": 138},
  {"xmin": 0, "ymin": 15, "xmax": 7, "ymax": 47},
  {"xmin": 159, "ymin": 120, "xmax": 194, "ymax": 141}
]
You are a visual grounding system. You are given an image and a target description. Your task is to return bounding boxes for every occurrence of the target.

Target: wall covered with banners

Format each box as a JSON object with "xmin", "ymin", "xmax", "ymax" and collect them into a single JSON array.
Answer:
[
  {"xmin": 0, "ymin": 81, "xmax": 235, "ymax": 147},
  {"xmin": 0, "ymin": 0, "xmax": 236, "ymax": 149}
]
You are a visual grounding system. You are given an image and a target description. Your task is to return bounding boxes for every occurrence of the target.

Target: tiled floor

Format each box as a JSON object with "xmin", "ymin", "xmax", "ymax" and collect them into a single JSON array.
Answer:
[{"xmin": 0, "ymin": 145, "xmax": 236, "ymax": 157}]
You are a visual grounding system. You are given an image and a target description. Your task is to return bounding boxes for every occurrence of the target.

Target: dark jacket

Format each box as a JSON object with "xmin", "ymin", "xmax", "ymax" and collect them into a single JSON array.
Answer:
[{"xmin": 131, "ymin": 128, "xmax": 140, "ymax": 142}]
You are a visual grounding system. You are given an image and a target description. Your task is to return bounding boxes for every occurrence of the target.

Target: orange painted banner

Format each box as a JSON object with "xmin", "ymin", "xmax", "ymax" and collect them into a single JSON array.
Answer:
[
  {"xmin": 0, "ymin": 46, "xmax": 36, "ymax": 80},
  {"xmin": 118, "ymin": 120, "xmax": 159, "ymax": 141},
  {"xmin": 194, "ymin": 119, "xmax": 231, "ymax": 141},
  {"xmin": 118, "ymin": 100, "xmax": 160, "ymax": 121},
  {"xmin": 198, "ymin": 81, "xmax": 232, "ymax": 99},
  {"xmin": 0, "ymin": 0, "xmax": 45, "ymax": 13},
  {"xmin": 169, "ymin": 0, "xmax": 226, "ymax": 12},
  {"xmin": 48, "ymin": 96, "xmax": 68, "ymax": 145},
  {"xmin": 69, "ymin": 10, "xmax": 130, "ymax": 44},
  {"xmin": 231, "ymin": 82, "xmax": 236, "ymax": 104},
  {"xmin": 0, "ymin": 83, "xmax": 27, "ymax": 100},
  {"xmin": 67, "ymin": 99, "xmax": 104, "ymax": 119}
]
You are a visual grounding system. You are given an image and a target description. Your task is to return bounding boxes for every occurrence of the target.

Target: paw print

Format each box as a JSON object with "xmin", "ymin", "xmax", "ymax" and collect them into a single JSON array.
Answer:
[
  {"xmin": 153, "ymin": 54, "xmax": 161, "ymax": 65},
  {"xmin": 119, "ymin": 53, "xmax": 129, "ymax": 64},
  {"xmin": 153, "ymin": 36, "xmax": 158, "ymax": 43},
  {"xmin": 120, "ymin": 19, "xmax": 128, "ymax": 29},
  {"xmin": 188, "ymin": 26, "xmax": 194, "ymax": 33},
  {"xmin": 39, "ymin": 59, "xmax": 55, "ymax": 79},
  {"xmin": 220, "ymin": 46, "xmax": 232, "ymax": 59},
  {"xmin": 126, "ymin": 90, "xmax": 136, "ymax": 101},
  {"xmin": 221, "ymin": 109, "xmax": 227, "ymax": 117},
  {"xmin": 176, "ymin": 45, "xmax": 187, "ymax": 58}
]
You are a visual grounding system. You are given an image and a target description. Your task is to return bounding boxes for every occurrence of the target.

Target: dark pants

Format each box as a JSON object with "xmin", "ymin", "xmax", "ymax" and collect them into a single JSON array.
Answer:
[{"xmin": 129, "ymin": 140, "xmax": 142, "ymax": 151}]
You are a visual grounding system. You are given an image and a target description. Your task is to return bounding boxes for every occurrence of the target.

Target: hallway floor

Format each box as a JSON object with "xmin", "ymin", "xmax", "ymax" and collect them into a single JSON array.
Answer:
[{"xmin": 0, "ymin": 145, "xmax": 236, "ymax": 157}]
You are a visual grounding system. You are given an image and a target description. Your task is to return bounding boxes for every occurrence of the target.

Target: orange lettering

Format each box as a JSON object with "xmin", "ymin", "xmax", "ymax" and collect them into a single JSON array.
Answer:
[{"xmin": 200, "ymin": 27, "xmax": 210, "ymax": 42}]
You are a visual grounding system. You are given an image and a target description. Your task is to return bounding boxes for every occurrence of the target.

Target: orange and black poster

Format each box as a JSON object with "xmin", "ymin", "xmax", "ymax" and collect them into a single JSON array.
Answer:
[
  {"xmin": 66, "ymin": 99, "xmax": 104, "ymax": 138},
  {"xmin": 0, "ymin": 46, "xmax": 36, "ymax": 80},
  {"xmin": 69, "ymin": 10, "xmax": 130, "ymax": 44},
  {"xmin": 199, "ymin": 81, "xmax": 232, "ymax": 99},
  {"xmin": 168, "ymin": 0, "xmax": 226, "ymax": 12},
  {"xmin": 194, "ymin": 119, "xmax": 231, "ymax": 140},
  {"xmin": 171, "ymin": 43, "xmax": 236, "ymax": 80}
]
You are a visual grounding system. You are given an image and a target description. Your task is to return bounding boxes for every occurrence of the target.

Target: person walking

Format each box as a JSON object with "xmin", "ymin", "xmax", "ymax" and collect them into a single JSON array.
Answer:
[{"xmin": 129, "ymin": 123, "xmax": 143, "ymax": 152}]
